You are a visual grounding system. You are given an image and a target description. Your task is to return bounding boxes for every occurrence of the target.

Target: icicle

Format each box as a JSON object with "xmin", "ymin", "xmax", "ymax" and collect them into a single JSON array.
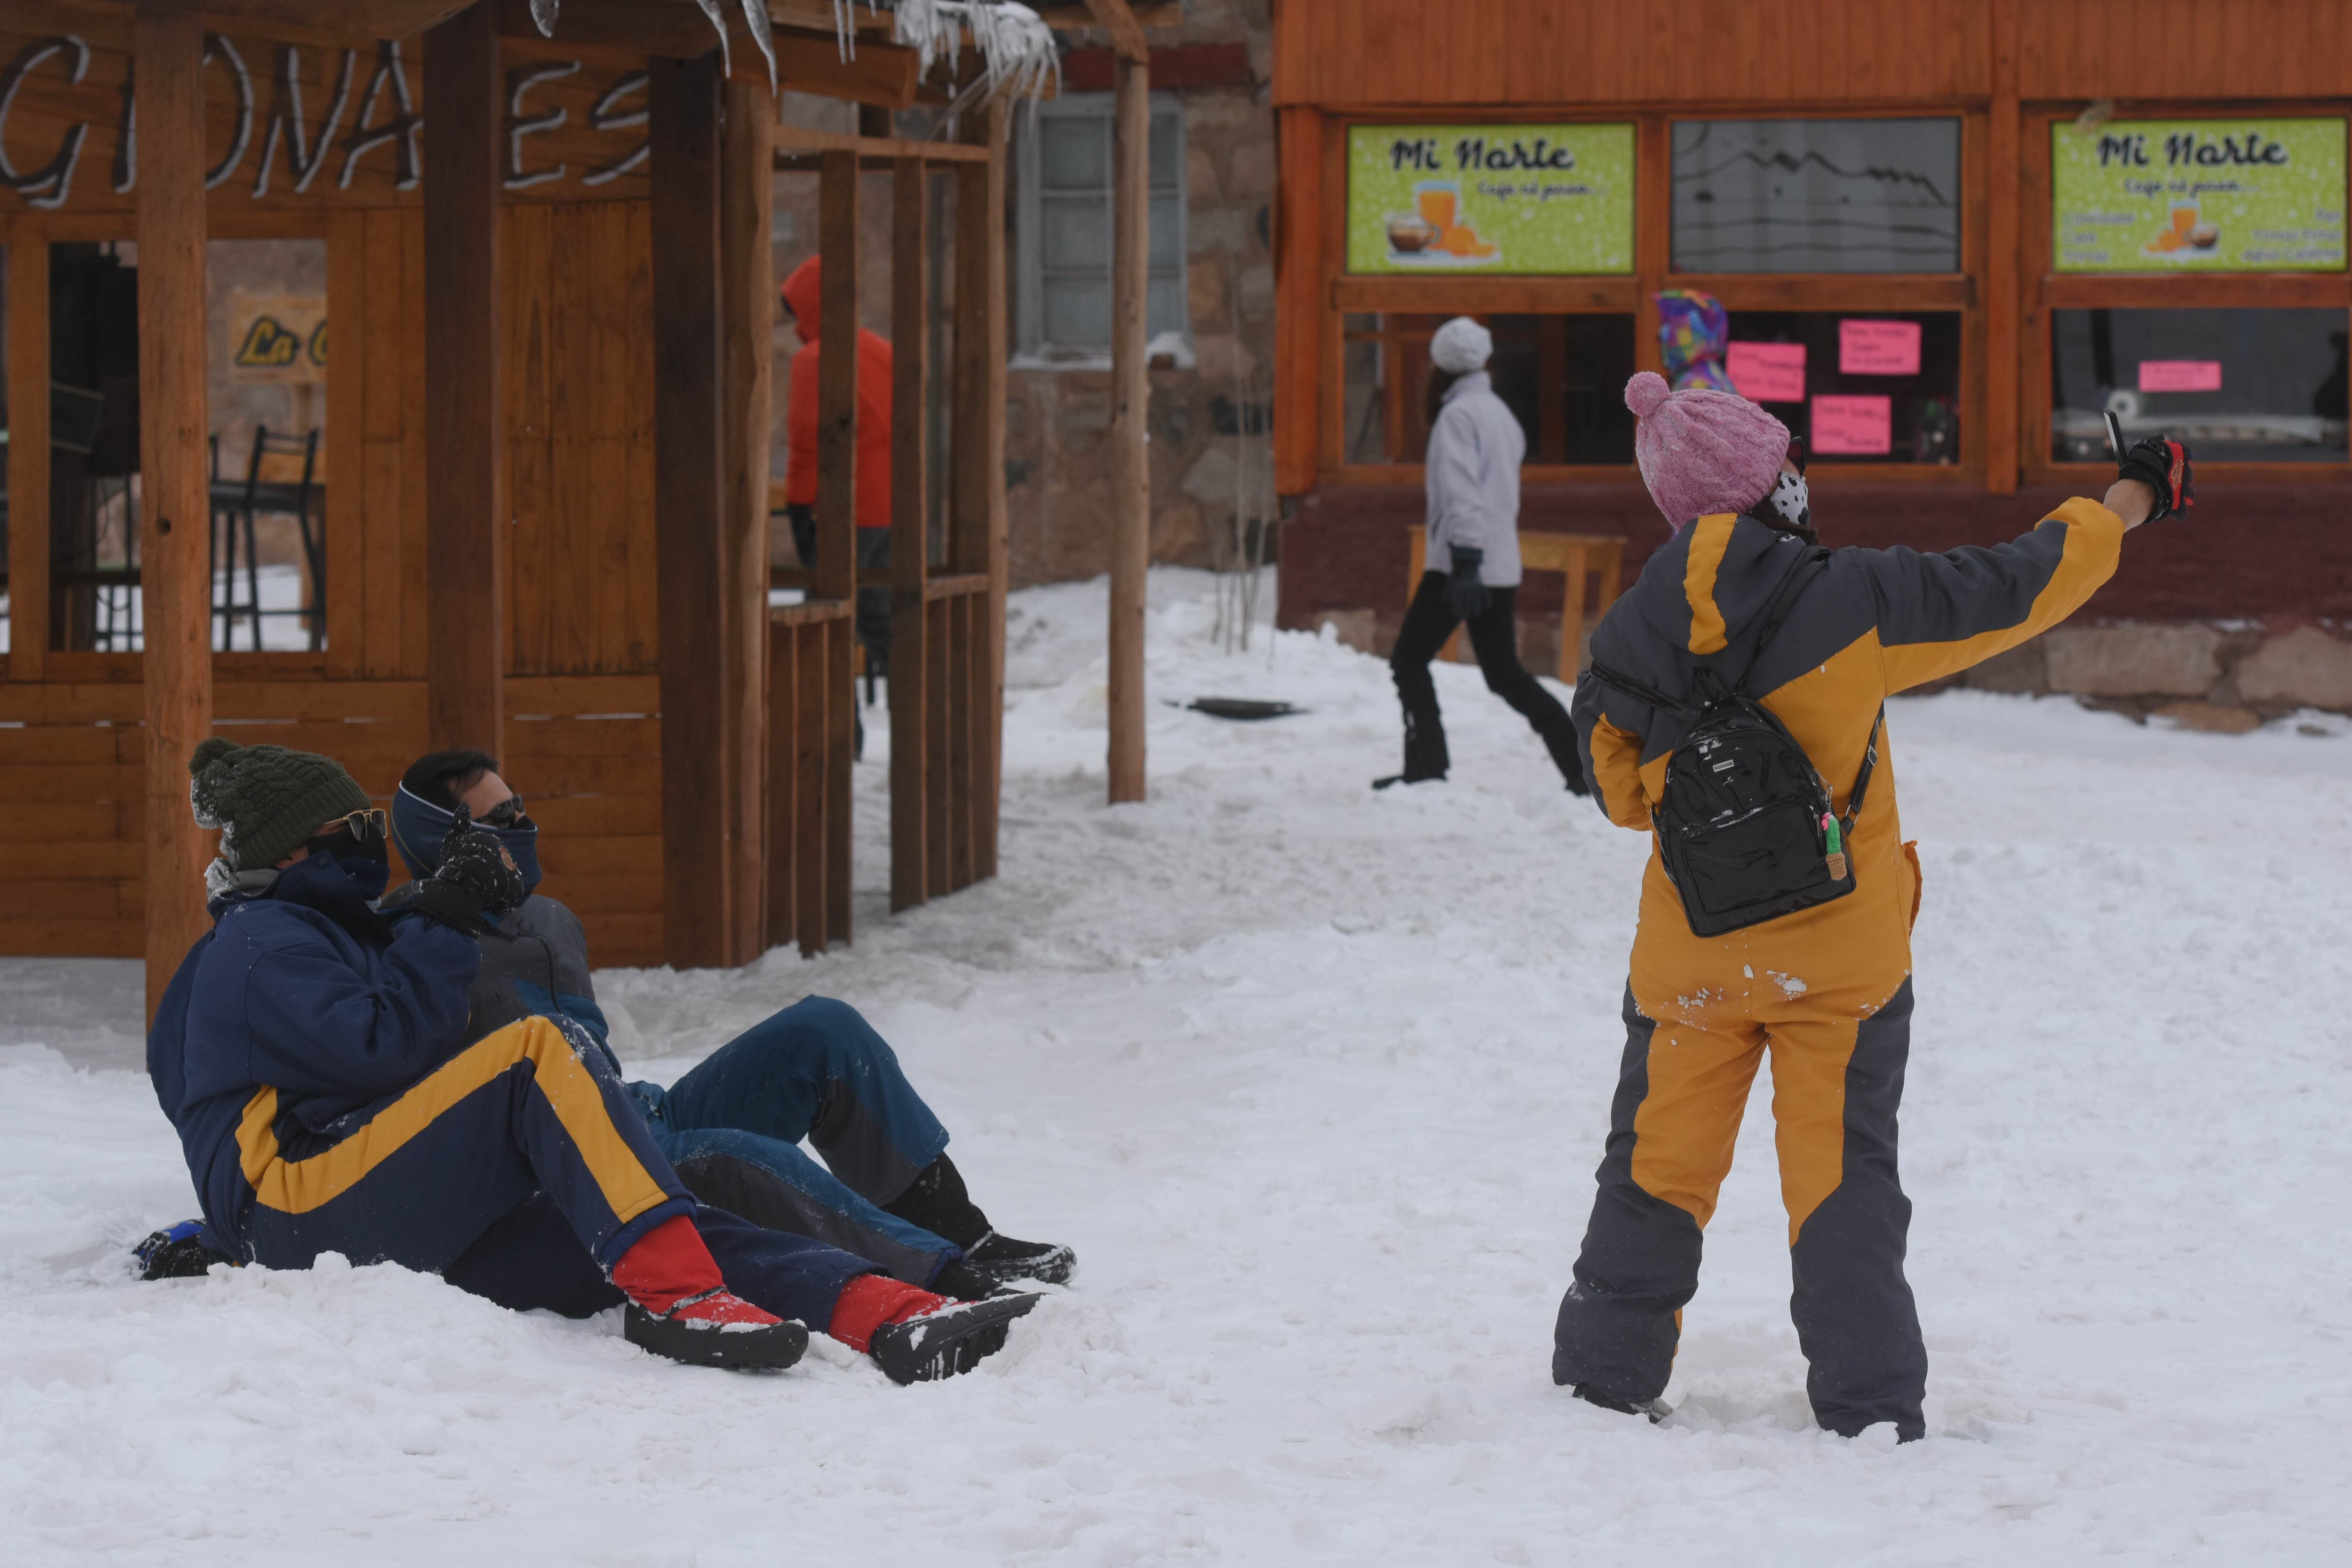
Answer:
[
  {"xmin": 689, "ymin": 0, "xmax": 733, "ymax": 79},
  {"xmin": 830, "ymin": 1, "xmax": 1059, "ymax": 102},
  {"xmin": 738, "ymin": 0, "xmax": 778, "ymax": 92},
  {"xmin": 529, "ymin": 0, "xmax": 561, "ymax": 39}
]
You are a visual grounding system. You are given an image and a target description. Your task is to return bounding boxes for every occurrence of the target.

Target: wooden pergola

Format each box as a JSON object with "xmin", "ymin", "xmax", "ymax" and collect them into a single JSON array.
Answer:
[{"xmin": 0, "ymin": 0, "xmax": 1080, "ymax": 1006}]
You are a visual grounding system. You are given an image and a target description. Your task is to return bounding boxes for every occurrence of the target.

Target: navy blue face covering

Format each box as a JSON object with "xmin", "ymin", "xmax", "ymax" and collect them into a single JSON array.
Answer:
[{"xmin": 391, "ymin": 784, "xmax": 542, "ymax": 892}]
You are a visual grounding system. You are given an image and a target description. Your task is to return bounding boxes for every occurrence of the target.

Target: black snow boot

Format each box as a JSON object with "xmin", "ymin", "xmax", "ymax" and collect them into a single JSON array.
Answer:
[
  {"xmin": 871, "ymin": 1293, "xmax": 1042, "ymax": 1385},
  {"xmin": 929, "ymin": 1258, "xmax": 1016, "ymax": 1301},
  {"xmin": 965, "ymin": 1234, "xmax": 1078, "ymax": 1287},
  {"xmin": 1570, "ymin": 1384, "xmax": 1670, "ymax": 1424},
  {"xmin": 884, "ymin": 1154, "xmax": 1078, "ymax": 1286}
]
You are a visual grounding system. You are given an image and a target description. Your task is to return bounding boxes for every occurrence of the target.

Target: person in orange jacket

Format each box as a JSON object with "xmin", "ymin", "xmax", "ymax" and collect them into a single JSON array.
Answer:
[
  {"xmin": 781, "ymin": 255, "xmax": 894, "ymax": 680},
  {"xmin": 1551, "ymin": 370, "xmax": 2192, "ymax": 1440}
]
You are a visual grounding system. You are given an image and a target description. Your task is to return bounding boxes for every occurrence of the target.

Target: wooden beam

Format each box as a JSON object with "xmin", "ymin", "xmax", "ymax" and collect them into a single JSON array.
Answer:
[
  {"xmin": 774, "ymin": 126, "xmax": 992, "ymax": 163},
  {"xmin": 422, "ymin": 2, "xmax": 505, "ymax": 757},
  {"xmin": 1986, "ymin": 0, "xmax": 2022, "ymax": 496},
  {"xmin": 6, "ymin": 228, "xmax": 50, "ymax": 682},
  {"xmin": 1272, "ymin": 106, "xmax": 1320, "ymax": 496},
  {"xmin": 719, "ymin": 74, "xmax": 775, "ymax": 957},
  {"xmin": 132, "ymin": 2, "xmax": 213, "ymax": 1019},
  {"xmin": 889, "ymin": 155, "xmax": 930, "ymax": 914},
  {"xmin": 1077, "ymin": 0, "xmax": 1154, "ymax": 57},
  {"xmin": 816, "ymin": 146, "xmax": 859, "ymax": 946},
  {"xmin": 649, "ymin": 50, "xmax": 731, "ymax": 968},
  {"xmin": 497, "ymin": 2, "xmax": 922, "ymax": 103},
  {"xmin": 952, "ymin": 102, "xmax": 1008, "ymax": 880},
  {"xmin": 1105, "ymin": 55, "xmax": 1149, "ymax": 804}
]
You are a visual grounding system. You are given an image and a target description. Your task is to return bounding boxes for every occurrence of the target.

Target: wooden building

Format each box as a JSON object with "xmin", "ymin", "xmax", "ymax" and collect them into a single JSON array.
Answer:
[
  {"xmin": 0, "ymin": 0, "xmax": 1050, "ymax": 1004},
  {"xmin": 1271, "ymin": 0, "xmax": 2352, "ymax": 681}
]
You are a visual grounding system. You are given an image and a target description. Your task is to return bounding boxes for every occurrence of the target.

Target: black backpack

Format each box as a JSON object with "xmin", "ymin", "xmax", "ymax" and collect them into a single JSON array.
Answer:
[{"xmin": 1589, "ymin": 549, "xmax": 1883, "ymax": 938}]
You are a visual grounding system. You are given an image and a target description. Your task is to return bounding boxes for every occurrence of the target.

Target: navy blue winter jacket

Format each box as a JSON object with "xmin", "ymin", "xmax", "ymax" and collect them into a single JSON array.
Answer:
[{"xmin": 147, "ymin": 852, "xmax": 481, "ymax": 1257}]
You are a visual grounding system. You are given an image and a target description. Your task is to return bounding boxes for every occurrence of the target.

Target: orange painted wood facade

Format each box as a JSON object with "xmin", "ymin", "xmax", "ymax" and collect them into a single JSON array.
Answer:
[{"xmin": 1271, "ymin": 0, "xmax": 2352, "ymax": 499}]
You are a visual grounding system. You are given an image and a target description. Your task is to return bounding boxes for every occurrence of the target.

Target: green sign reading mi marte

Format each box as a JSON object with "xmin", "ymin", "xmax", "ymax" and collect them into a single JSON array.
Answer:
[
  {"xmin": 1346, "ymin": 123, "xmax": 1634, "ymax": 277},
  {"xmin": 2052, "ymin": 117, "xmax": 2347, "ymax": 272}
]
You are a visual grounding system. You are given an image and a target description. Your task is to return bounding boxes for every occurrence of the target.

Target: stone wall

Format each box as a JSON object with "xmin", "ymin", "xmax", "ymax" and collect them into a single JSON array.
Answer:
[{"xmin": 1954, "ymin": 620, "xmax": 2352, "ymax": 729}]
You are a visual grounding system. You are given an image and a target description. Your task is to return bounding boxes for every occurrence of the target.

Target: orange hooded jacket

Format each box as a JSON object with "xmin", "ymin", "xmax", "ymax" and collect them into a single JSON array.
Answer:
[{"xmin": 780, "ymin": 255, "xmax": 893, "ymax": 531}]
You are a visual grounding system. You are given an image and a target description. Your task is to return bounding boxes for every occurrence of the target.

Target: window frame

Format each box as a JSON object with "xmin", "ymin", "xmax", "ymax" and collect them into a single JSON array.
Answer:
[
  {"xmin": 2021, "ymin": 101, "xmax": 2352, "ymax": 489},
  {"xmin": 1013, "ymin": 88, "xmax": 1190, "ymax": 370},
  {"xmin": 1319, "ymin": 107, "xmax": 1989, "ymax": 488}
]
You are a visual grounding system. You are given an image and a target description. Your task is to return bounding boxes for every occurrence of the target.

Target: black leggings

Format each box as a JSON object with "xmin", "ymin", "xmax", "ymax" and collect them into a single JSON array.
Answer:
[{"xmin": 1389, "ymin": 571, "xmax": 1580, "ymax": 784}]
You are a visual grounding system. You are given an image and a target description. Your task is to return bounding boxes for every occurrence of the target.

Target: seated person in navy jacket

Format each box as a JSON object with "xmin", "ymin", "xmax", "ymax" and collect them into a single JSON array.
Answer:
[{"xmin": 143, "ymin": 739, "xmax": 1036, "ymax": 1383}]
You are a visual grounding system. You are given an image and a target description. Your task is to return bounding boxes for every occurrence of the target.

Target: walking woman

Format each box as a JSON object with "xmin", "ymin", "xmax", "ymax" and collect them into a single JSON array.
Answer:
[
  {"xmin": 1552, "ymin": 370, "xmax": 2189, "ymax": 1439},
  {"xmin": 1379, "ymin": 317, "xmax": 1586, "ymax": 793}
]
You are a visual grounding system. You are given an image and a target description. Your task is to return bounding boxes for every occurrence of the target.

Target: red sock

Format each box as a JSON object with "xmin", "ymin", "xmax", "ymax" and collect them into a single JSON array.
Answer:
[
  {"xmin": 827, "ymin": 1274, "xmax": 950, "ymax": 1353},
  {"xmin": 610, "ymin": 1214, "xmax": 727, "ymax": 1316}
]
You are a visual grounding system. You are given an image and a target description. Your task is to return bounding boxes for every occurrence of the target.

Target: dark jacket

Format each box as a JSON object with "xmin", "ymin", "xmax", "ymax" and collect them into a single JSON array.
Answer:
[
  {"xmin": 376, "ymin": 882, "xmax": 622, "ymax": 1075},
  {"xmin": 1573, "ymin": 498, "xmax": 2124, "ymax": 1014},
  {"xmin": 148, "ymin": 853, "xmax": 480, "ymax": 1255}
]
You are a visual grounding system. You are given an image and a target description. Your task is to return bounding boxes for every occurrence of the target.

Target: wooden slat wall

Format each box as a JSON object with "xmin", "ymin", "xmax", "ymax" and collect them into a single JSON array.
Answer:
[
  {"xmin": 1272, "ymin": 0, "xmax": 1994, "ymax": 107},
  {"xmin": 0, "ymin": 676, "xmax": 666, "ymax": 966},
  {"xmin": 1274, "ymin": 0, "xmax": 2352, "ymax": 109},
  {"xmin": 506, "ymin": 200, "xmax": 660, "ymax": 676}
]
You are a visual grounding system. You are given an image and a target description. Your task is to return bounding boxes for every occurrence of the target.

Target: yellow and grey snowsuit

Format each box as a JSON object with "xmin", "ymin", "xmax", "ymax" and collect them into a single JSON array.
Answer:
[{"xmin": 1554, "ymin": 498, "xmax": 2125, "ymax": 1438}]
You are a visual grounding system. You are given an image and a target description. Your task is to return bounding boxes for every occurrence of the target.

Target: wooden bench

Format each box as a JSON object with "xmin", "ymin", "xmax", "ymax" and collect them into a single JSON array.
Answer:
[{"xmin": 1406, "ymin": 527, "xmax": 1627, "ymax": 683}]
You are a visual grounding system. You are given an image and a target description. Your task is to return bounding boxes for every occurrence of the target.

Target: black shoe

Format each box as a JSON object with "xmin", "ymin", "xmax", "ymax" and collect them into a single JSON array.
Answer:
[
  {"xmin": 929, "ymin": 1258, "xmax": 1017, "ymax": 1302},
  {"xmin": 135, "ymin": 1220, "xmax": 236, "ymax": 1281},
  {"xmin": 1570, "ymin": 1384, "xmax": 1670, "ymax": 1424},
  {"xmin": 964, "ymin": 1232, "xmax": 1077, "ymax": 1286},
  {"xmin": 870, "ymin": 1293, "xmax": 1041, "ymax": 1385},
  {"xmin": 1372, "ymin": 771, "xmax": 1446, "ymax": 790},
  {"xmin": 623, "ymin": 1301, "xmax": 810, "ymax": 1371}
]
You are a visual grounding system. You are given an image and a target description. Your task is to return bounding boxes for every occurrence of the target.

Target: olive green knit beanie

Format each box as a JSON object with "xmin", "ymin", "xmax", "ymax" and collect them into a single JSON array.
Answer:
[{"xmin": 187, "ymin": 738, "xmax": 373, "ymax": 872}]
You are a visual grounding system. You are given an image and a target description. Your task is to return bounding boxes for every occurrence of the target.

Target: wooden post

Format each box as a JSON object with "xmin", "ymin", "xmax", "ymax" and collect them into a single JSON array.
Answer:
[
  {"xmin": 1985, "ymin": 0, "xmax": 2022, "ymax": 496},
  {"xmin": 719, "ymin": 76, "xmax": 775, "ymax": 956},
  {"xmin": 133, "ymin": 5, "xmax": 213, "ymax": 1017},
  {"xmin": 816, "ymin": 148, "xmax": 858, "ymax": 945},
  {"xmin": 952, "ymin": 103, "xmax": 1009, "ymax": 880},
  {"xmin": 5, "ymin": 226, "xmax": 48, "ymax": 683},
  {"xmin": 1105, "ymin": 55, "xmax": 1151, "ymax": 805},
  {"xmin": 889, "ymin": 156, "xmax": 931, "ymax": 913},
  {"xmin": 421, "ymin": 1, "xmax": 505, "ymax": 755},
  {"xmin": 1271, "ymin": 106, "xmax": 1321, "ymax": 497},
  {"xmin": 650, "ymin": 51, "xmax": 731, "ymax": 968}
]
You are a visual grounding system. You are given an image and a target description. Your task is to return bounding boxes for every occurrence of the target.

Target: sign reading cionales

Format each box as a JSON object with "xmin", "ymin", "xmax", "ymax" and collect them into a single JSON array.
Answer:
[
  {"xmin": 2052, "ymin": 118, "xmax": 2346, "ymax": 272},
  {"xmin": 1346, "ymin": 123, "xmax": 1634, "ymax": 276},
  {"xmin": 0, "ymin": 24, "xmax": 652, "ymax": 214}
]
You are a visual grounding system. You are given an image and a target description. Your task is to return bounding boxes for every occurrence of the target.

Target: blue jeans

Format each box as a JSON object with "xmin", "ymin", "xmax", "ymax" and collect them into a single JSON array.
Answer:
[{"xmin": 628, "ymin": 996, "xmax": 960, "ymax": 1286}]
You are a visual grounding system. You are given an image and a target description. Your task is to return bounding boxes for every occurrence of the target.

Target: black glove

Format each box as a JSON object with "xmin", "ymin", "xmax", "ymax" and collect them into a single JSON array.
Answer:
[
  {"xmin": 408, "ymin": 806, "xmax": 527, "ymax": 937},
  {"xmin": 1447, "ymin": 546, "xmax": 1491, "ymax": 621},
  {"xmin": 2117, "ymin": 435, "xmax": 2195, "ymax": 523},
  {"xmin": 786, "ymin": 502, "xmax": 817, "ymax": 567}
]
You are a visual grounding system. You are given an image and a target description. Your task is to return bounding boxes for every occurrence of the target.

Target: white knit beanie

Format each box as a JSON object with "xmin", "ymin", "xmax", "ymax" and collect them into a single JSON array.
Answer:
[{"xmin": 1429, "ymin": 317, "xmax": 1493, "ymax": 375}]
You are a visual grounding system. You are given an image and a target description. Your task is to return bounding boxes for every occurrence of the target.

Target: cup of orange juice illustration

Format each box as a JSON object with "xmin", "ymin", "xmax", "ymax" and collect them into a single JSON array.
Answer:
[
  {"xmin": 1406, "ymin": 180, "xmax": 1498, "ymax": 263},
  {"xmin": 2145, "ymin": 199, "xmax": 2218, "ymax": 255}
]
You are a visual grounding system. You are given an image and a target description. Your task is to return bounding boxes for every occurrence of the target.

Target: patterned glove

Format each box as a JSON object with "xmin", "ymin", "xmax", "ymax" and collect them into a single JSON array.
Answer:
[
  {"xmin": 408, "ymin": 807, "xmax": 527, "ymax": 936},
  {"xmin": 2117, "ymin": 435, "xmax": 2195, "ymax": 523}
]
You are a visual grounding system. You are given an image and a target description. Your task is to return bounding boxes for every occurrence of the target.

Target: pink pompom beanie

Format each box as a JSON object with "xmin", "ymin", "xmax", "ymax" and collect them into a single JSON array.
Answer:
[{"xmin": 1623, "ymin": 370, "xmax": 1790, "ymax": 530}]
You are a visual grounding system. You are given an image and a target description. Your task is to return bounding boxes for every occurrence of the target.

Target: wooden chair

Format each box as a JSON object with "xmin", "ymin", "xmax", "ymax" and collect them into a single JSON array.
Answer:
[{"xmin": 1406, "ymin": 526, "xmax": 1626, "ymax": 683}]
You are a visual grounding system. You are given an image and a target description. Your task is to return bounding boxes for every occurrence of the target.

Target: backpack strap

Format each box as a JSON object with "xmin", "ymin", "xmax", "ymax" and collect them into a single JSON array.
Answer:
[
  {"xmin": 1734, "ymin": 547, "xmax": 1833, "ymax": 697},
  {"xmin": 1587, "ymin": 659, "xmax": 1696, "ymax": 717},
  {"xmin": 1841, "ymin": 706, "xmax": 1886, "ymax": 831}
]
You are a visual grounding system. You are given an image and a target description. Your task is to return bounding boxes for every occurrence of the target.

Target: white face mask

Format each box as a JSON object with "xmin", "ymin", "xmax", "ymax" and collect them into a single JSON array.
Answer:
[{"xmin": 1766, "ymin": 470, "xmax": 1811, "ymax": 532}]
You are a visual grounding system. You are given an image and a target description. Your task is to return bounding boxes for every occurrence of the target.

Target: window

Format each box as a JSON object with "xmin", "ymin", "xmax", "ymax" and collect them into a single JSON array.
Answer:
[
  {"xmin": 2050, "ymin": 308, "xmax": 2349, "ymax": 463},
  {"xmin": 1016, "ymin": 94, "xmax": 1186, "ymax": 364},
  {"xmin": 1671, "ymin": 119, "xmax": 1962, "ymax": 274},
  {"xmin": 1343, "ymin": 313, "xmax": 1637, "ymax": 465},
  {"xmin": 1725, "ymin": 311, "xmax": 1962, "ymax": 464}
]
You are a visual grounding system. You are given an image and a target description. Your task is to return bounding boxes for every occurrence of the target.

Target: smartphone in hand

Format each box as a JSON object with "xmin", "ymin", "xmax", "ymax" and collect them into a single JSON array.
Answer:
[{"xmin": 2105, "ymin": 409, "xmax": 2126, "ymax": 462}]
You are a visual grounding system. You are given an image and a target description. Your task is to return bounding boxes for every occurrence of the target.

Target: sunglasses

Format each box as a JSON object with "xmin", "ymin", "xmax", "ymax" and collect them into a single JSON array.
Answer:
[
  {"xmin": 322, "ymin": 807, "xmax": 389, "ymax": 842},
  {"xmin": 480, "ymin": 794, "xmax": 529, "ymax": 829}
]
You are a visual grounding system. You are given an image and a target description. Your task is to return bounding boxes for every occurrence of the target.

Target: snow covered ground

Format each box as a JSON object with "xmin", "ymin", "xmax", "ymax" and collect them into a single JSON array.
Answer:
[{"xmin": 5, "ymin": 568, "xmax": 2352, "ymax": 1565}]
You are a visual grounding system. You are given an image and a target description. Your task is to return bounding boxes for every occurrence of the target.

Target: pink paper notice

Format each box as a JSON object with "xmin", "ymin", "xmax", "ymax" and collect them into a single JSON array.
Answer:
[
  {"xmin": 1811, "ymin": 395, "xmax": 1893, "ymax": 456},
  {"xmin": 2137, "ymin": 359, "xmax": 2224, "ymax": 392},
  {"xmin": 1839, "ymin": 319, "xmax": 1923, "ymax": 375},
  {"xmin": 1727, "ymin": 342, "xmax": 1807, "ymax": 402}
]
